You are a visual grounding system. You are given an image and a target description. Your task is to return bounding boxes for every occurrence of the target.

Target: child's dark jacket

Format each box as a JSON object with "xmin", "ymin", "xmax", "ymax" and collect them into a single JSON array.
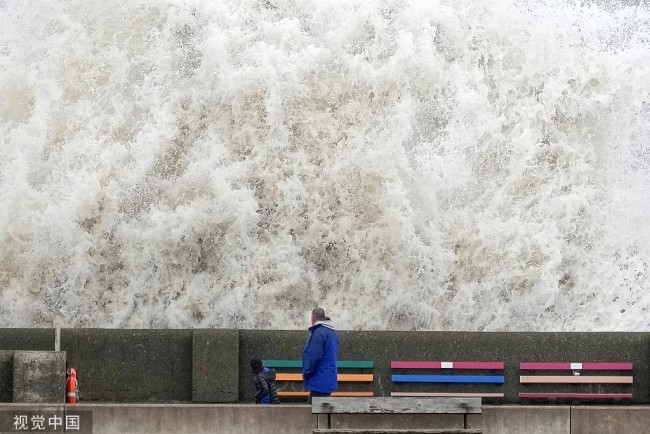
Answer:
[{"xmin": 254, "ymin": 367, "xmax": 280, "ymax": 404}]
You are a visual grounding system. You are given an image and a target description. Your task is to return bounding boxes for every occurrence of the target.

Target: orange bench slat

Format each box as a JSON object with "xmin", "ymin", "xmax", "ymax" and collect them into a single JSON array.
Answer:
[
  {"xmin": 278, "ymin": 391, "xmax": 374, "ymax": 397},
  {"xmin": 276, "ymin": 373, "xmax": 374, "ymax": 382},
  {"xmin": 520, "ymin": 375, "xmax": 633, "ymax": 384}
]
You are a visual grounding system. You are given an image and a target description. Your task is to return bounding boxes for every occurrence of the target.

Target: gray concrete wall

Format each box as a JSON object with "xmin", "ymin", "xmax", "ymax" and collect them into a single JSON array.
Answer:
[
  {"xmin": 329, "ymin": 413, "xmax": 464, "ymax": 430},
  {"xmin": 1, "ymin": 329, "xmax": 639, "ymax": 403},
  {"xmin": 0, "ymin": 404, "xmax": 648, "ymax": 434},
  {"xmin": 60, "ymin": 329, "xmax": 193, "ymax": 402},
  {"xmin": 0, "ymin": 351, "xmax": 13, "ymax": 402},
  {"xmin": 74, "ymin": 403, "xmax": 313, "ymax": 434},
  {"xmin": 571, "ymin": 406, "xmax": 650, "ymax": 434},
  {"xmin": 12, "ymin": 351, "xmax": 66, "ymax": 403},
  {"xmin": 192, "ymin": 329, "xmax": 239, "ymax": 402},
  {"xmin": 0, "ymin": 329, "xmax": 55, "ymax": 351},
  {"xmin": 0, "ymin": 328, "xmax": 57, "ymax": 403},
  {"xmin": 468, "ymin": 406, "xmax": 570, "ymax": 434}
]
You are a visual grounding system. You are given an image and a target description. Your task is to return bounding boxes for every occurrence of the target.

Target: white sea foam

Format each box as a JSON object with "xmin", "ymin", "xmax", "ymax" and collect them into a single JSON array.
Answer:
[{"xmin": 0, "ymin": 0, "xmax": 648, "ymax": 330}]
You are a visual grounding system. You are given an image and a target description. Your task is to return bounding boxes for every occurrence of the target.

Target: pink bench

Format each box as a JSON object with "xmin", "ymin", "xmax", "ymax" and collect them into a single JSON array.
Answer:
[{"xmin": 519, "ymin": 361, "xmax": 634, "ymax": 400}]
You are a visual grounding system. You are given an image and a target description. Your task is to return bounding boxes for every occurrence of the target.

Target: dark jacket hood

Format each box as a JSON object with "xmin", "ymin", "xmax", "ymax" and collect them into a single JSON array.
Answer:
[{"xmin": 261, "ymin": 367, "xmax": 276, "ymax": 381}]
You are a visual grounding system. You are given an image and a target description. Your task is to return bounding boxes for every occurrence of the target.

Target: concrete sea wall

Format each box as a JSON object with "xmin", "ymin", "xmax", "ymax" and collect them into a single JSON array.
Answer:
[
  {"xmin": 0, "ymin": 329, "xmax": 648, "ymax": 404},
  {"xmin": 0, "ymin": 404, "xmax": 649, "ymax": 434}
]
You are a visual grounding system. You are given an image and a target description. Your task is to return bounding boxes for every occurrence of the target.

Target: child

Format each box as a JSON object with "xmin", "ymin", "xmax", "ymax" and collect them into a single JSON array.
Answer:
[{"xmin": 250, "ymin": 358, "xmax": 280, "ymax": 404}]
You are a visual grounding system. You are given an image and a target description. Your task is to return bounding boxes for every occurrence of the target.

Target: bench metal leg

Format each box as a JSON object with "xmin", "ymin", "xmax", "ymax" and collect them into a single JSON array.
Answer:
[{"xmin": 317, "ymin": 413, "xmax": 330, "ymax": 429}]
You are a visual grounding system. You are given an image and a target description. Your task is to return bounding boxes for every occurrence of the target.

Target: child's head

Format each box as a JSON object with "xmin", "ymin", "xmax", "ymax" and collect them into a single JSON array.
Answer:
[{"xmin": 250, "ymin": 358, "xmax": 264, "ymax": 375}]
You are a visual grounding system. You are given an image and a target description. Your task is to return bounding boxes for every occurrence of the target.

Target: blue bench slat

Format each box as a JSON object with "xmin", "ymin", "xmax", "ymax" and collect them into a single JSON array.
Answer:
[{"xmin": 392, "ymin": 374, "xmax": 505, "ymax": 384}]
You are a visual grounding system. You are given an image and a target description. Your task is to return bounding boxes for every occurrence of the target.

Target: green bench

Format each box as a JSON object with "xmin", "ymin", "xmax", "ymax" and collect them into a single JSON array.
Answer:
[{"xmin": 264, "ymin": 360, "xmax": 375, "ymax": 397}]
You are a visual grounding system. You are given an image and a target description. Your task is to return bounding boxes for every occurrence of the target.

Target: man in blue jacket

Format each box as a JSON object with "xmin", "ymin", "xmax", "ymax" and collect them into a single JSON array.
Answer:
[{"xmin": 302, "ymin": 307, "xmax": 339, "ymax": 401}]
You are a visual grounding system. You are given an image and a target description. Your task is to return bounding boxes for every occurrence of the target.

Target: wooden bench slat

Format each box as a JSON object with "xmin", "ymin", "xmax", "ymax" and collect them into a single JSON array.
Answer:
[
  {"xmin": 280, "ymin": 391, "xmax": 374, "ymax": 397},
  {"xmin": 582, "ymin": 362, "xmax": 633, "ymax": 370},
  {"xmin": 520, "ymin": 362, "xmax": 633, "ymax": 371},
  {"xmin": 278, "ymin": 373, "xmax": 373, "ymax": 382},
  {"xmin": 392, "ymin": 375, "xmax": 504, "ymax": 384},
  {"xmin": 264, "ymin": 360, "xmax": 374, "ymax": 369},
  {"xmin": 519, "ymin": 393, "xmax": 633, "ymax": 399},
  {"xmin": 311, "ymin": 397, "xmax": 481, "ymax": 414},
  {"xmin": 331, "ymin": 391, "xmax": 374, "ymax": 397},
  {"xmin": 520, "ymin": 375, "xmax": 633, "ymax": 384},
  {"xmin": 391, "ymin": 361, "xmax": 503, "ymax": 370},
  {"xmin": 264, "ymin": 360, "xmax": 302, "ymax": 368},
  {"xmin": 391, "ymin": 392, "xmax": 504, "ymax": 398}
]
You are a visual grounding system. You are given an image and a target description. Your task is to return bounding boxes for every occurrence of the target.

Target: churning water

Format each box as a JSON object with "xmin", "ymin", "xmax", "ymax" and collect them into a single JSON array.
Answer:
[{"xmin": 1, "ymin": 0, "xmax": 649, "ymax": 330}]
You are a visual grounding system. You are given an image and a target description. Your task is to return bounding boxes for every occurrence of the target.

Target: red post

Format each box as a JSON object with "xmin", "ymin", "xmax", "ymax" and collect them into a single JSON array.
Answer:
[{"xmin": 66, "ymin": 368, "xmax": 78, "ymax": 404}]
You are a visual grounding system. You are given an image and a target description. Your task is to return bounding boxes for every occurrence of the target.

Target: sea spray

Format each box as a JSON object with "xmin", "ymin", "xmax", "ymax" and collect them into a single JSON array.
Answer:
[{"xmin": 0, "ymin": 0, "xmax": 648, "ymax": 329}]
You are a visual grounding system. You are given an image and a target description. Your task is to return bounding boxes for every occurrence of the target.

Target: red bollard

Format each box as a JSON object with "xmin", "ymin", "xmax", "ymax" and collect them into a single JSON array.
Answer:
[{"xmin": 66, "ymin": 368, "xmax": 78, "ymax": 404}]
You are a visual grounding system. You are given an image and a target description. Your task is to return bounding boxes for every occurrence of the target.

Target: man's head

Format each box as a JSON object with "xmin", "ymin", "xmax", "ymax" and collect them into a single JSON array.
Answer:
[
  {"xmin": 250, "ymin": 358, "xmax": 264, "ymax": 375},
  {"xmin": 311, "ymin": 307, "xmax": 327, "ymax": 325}
]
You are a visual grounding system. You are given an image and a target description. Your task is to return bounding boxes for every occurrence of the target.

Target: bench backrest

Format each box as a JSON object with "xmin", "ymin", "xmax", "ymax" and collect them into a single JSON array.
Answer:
[
  {"xmin": 264, "ymin": 360, "xmax": 373, "ymax": 369},
  {"xmin": 312, "ymin": 397, "xmax": 481, "ymax": 414},
  {"xmin": 391, "ymin": 360, "xmax": 505, "ymax": 384},
  {"xmin": 264, "ymin": 359, "xmax": 375, "ymax": 398},
  {"xmin": 519, "ymin": 361, "xmax": 634, "ymax": 400},
  {"xmin": 390, "ymin": 360, "xmax": 505, "ymax": 399}
]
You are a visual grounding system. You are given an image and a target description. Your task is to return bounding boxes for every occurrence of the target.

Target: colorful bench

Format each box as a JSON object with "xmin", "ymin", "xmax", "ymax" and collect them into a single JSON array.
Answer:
[
  {"xmin": 519, "ymin": 362, "xmax": 634, "ymax": 400},
  {"xmin": 391, "ymin": 360, "xmax": 505, "ymax": 398},
  {"xmin": 263, "ymin": 360, "xmax": 374, "ymax": 397}
]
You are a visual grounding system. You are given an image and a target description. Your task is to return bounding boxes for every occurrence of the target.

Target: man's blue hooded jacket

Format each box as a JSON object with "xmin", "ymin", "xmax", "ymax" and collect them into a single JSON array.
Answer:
[{"xmin": 302, "ymin": 319, "xmax": 339, "ymax": 393}]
